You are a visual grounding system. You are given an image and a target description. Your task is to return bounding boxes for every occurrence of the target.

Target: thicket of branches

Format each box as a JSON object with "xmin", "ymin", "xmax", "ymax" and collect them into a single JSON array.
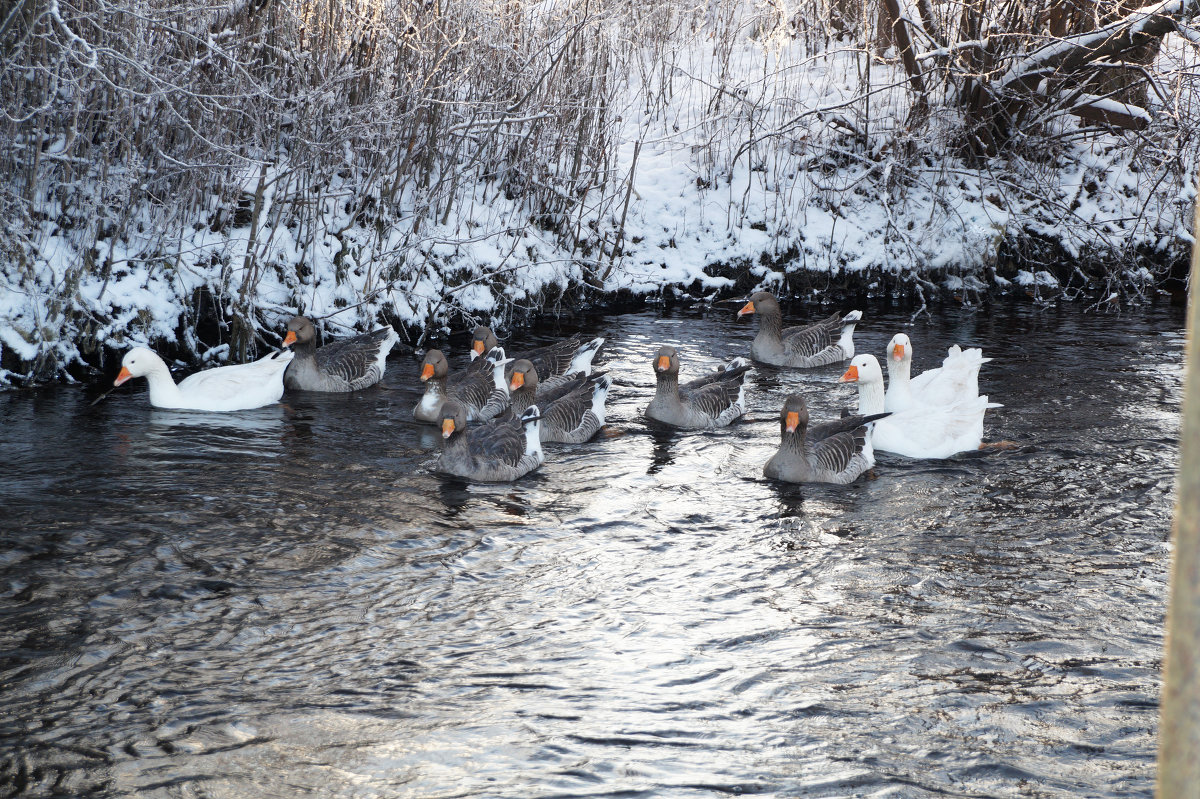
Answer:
[{"xmin": 2, "ymin": 0, "xmax": 1198, "ymax": 382}]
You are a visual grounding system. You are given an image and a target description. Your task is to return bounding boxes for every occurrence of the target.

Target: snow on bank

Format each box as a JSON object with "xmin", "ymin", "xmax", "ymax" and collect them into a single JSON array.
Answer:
[{"xmin": 1, "ymin": 29, "xmax": 1196, "ymax": 385}]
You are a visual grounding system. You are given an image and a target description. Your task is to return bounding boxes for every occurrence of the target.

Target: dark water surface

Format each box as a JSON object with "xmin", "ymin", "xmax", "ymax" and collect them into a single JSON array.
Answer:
[{"xmin": 0, "ymin": 302, "xmax": 1184, "ymax": 798}]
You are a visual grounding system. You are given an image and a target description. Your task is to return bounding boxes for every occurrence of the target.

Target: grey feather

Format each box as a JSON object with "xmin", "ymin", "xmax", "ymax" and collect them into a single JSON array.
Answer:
[
  {"xmin": 763, "ymin": 394, "xmax": 883, "ymax": 484},
  {"xmin": 644, "ymin": 346, "xmax": 749, "ymax": 430},
  {"xmin": 283, "ymin": 316, "xmax": 397, "ymax": 392},
  {"xmin": 740, "ymin": 292, "xmax": 860, "ymax": 368}
]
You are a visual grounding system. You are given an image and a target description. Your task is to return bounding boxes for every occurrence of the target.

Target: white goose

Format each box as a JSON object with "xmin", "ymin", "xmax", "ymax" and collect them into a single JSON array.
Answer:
[
  {"xmin": 114, "ymin": 347, "xmax": 293, "ymax": 411},
  {"xmin": 840, "ymin": 354, "xmax": 993, "ymax": 459},
  {"xmin": 884, "ymin": 333, "xmax": 993, "ymax": 413}
]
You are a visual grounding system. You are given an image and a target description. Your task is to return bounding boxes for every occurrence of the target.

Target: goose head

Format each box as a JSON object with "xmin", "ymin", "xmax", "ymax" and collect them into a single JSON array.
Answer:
[
  {"xmin": 839, "ymin": 354, "xmax": 884, "ymax": 386},
  {"xmin": 282, "ymin": 315, "xmax": 317, "ymax": 348},
  {"xmin": 114, "ymin": 347, "xmax": 167, "ymax": 386},
  {"xmin": 439, "ymin": 400, "xmax": 468, "ymax": 439},
  {"xmin": 508, "ymin": 359, "xmax": 539, "ymax": 394},
  {"xmin": 737, "ymin": 291, "xmax": 780, "ymax": 318},
  {"xmin": 420, "ymin": 350, "xmax": 450, "ymax": 382},
  {"xmin": 470, "ymin": 326, "xmax": 499, "ymax": 360},
  {"xmin": 780, "ymin": 394, "xmax": 810, "ymax": 435},
  {"xmin": 888, "ymin": 333, "xmax": 911, "ymax": 365},
  {"xmin": 653, "ymin": 345, "xmax": 680, "ymax": 377}
]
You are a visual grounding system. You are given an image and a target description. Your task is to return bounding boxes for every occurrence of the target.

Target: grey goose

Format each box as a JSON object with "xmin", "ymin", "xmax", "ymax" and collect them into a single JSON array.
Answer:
[
  {"xmin": 505, "ymin": 359, "xmax": 611, "ymax": 443},
  {"xmin": 281, "ymin": 315, "xmax": 398, "ymax": 392},
  {"xmin": 737, "ymin": 292, "xmax": 861, "ymax": 368},
  {"xmin": 414, "ymin": 348, "xmax": 511, "ymax": 424},
  {"xmin": 113, "ymin": 347, "xmax": 293, "ymax": 411},
  {"xmin": 763, "ymin": 394, "xmax": 888, "ymax": 484},
  {"xmin": 644, "ymin": 346, "xmax": 751, "ymax": 430},
  {"xmin": 435, "ymin": 401, "xmax": 543, "ymax": 482}
]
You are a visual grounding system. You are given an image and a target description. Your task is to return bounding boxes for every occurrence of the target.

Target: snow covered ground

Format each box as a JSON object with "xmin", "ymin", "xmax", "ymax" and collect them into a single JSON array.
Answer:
[{"xmin": 2, "ymin": 5, "xmax": 1197, "ymax": 385}]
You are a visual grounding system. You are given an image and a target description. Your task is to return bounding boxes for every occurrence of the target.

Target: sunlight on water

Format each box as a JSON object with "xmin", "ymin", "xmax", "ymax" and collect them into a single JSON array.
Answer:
[{"xmin": 0, "ymin": 302, "xmax": 1183, "ymax": 798}]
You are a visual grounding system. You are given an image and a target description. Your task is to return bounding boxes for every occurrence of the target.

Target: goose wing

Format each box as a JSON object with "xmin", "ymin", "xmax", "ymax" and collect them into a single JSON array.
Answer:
[
  {"xmin": 176, "ymin": 351, "xmax": 291, "ymax": 399},
  {"xmin": 449, "ymin": 369, "xmax": 500, "ymax": 412},
  {"xmin": 541, "ymin": 382, "xmax": 592, "ymax": 430},
  {"xmin": 808, "ymin": 411, "xmax": 890, "ymax": 441},
  {"xmin": 811, "ymin": 428, "xmax": 867, "ymax": 474},
  {"xmin": 779, "ymin": 312, "xmax": 844, "ymax": 359},
  {"xmin": 519, "ymin": 336, "xmax": 583, "ymax": 379},
  {"xmin": 313, "ymin": 328, "xmax": 394, "ymax": 387},
  {"xmin": 466, "ymin": 419, "xmax": 525, "ymax": 466},
  {"xmin": 910, "ymin": 346, "xmax": 988, "ymax": 405},
  {"xmin": 680, "ymin": 380, "xmax": 742, "ymax": 419},
  {"xmin": 535, "ymin": 371, "xmax": 590, "ymax": 403},
  {"xmin": 680, "ymin": 358, "xmax": 751, "ymax": 391}
]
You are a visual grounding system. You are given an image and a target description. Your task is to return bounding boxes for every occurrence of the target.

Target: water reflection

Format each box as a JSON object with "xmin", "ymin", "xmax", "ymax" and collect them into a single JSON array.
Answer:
[
  {"xmin": 436, "ymin": 475, "xmax": 474, "ymax": 516},
  {"xmin": 145, "ymin": 404, "xmax": 288, "ymax": 432},
  {"xmin": 646, "ymin": 427, "xmax": 678, "ymax": 474},
  {"xmin": 769, "ymin": 479, "xmax": 809, "ymax": 517}
]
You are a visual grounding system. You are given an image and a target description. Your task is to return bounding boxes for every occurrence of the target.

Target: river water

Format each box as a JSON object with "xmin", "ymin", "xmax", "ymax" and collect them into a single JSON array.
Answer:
[{"xmin": 0, "ymin": 301, "xmax": 1184, "ymax": 798}]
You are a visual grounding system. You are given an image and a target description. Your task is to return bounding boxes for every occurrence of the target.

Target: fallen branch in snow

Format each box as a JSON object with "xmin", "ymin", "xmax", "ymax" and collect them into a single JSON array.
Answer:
[
  {"xmin": 936, "ymin": 0, "xmax": 1200, "ymax": 150},
  {"xmin": 997, "ymin": 0, "xmax": 1200, "ymax": 95},
  {"xmin": 1059, "ymin": 90, "xmax": 1152, "ymax": 130}
]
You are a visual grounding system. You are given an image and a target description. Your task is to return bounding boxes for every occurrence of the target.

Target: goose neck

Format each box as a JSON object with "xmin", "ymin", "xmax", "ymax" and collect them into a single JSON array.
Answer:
[
  {"xmin": 856, "ymin": 379, "xmax": 886, "ymax": 415},
  {"xmin": 885, "ymin": 358, "xmax": 913, "ymax": 408},
  {"xmin": 441, "ymin": 429, "xmax": 470, "ymax": 459},
  {"xmin": 756, "ymin": 308, "xmax": 783, "ymax": 342},
  {"xmin": 143, "ymin": 367, "xmax": 182, "ymax": 407},
  {"xmin": 778, "ymin": 428, "xmax": 805, "ymax": 456},
  {"xmin": 887, "ymin": 356, "xmax": 911, "ymax": 383},
  {"xmin": 509, "ymin": 385, "xmax": 534, "ymax": 416},
  {"xmin": 653, "ymin": 372, "xmax": 681, "ymax": 404},
  {"xmin": 291, "ymin": 339, "xmax": 317, "ymax": 359}
]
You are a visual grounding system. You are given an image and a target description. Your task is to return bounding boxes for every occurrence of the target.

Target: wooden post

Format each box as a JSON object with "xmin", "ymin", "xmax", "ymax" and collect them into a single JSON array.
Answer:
[{"xmin": 1158, "ymin": 185, "xmax": 1200, "ymax": 796}]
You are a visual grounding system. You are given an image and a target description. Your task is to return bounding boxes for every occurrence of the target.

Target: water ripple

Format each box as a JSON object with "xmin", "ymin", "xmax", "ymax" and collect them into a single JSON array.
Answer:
[{"xmin": 0, "ymin": 303, "xmax": 1182, "ymax": 797}]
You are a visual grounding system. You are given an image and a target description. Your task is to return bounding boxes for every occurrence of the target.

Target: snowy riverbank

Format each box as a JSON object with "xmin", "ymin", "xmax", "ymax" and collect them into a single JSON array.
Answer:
[{"xmin": 3, "ymin": 1, "xmax": 1196, "ymax": 385}]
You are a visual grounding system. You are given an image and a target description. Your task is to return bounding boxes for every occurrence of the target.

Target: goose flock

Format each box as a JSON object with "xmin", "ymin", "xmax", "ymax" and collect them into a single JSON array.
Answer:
[{"xmin": 113, "ymin": 295, "xmax": 1001, "ymax": 483}]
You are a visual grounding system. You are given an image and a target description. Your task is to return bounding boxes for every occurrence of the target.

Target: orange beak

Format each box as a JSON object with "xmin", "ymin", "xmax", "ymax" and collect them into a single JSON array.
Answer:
[
  {"xmin": 656, "ymin": 355, "xmax": 671, "ymax": 372},
  {"xmin": 420, "ymin": 363, "xmax": 435, "ymax": 381},
  {"xmin": 785, "ymin": 411, "xmax": 800, "ymax": 433},
  {"xmin": 891, "ymin": 343, "xmax": 904, "ymax": 361},
  {"xmin": 509, "ymin": 371, "xmax": 525, "ymax": 391},
  {"xmin": 441, "ymin": 418, "xmax": 456, "ymax": 438},
  {"xmin": 472, "ymin": 340, "xmax": 485, "ymax": 355},
  {"xmin": 114, "ymin": 367, "xmax": 132, "ymax": 387},
  {"xmin": 737, "ymin": 301, "xmax": 755, "ymax": 317},
  {"xmin": 282, "ymin": 330, "xmax": 297, "ymax": 347},
  {"xmin": 839, "ymin": 365, "xmax": 859, "ymax": 383}
]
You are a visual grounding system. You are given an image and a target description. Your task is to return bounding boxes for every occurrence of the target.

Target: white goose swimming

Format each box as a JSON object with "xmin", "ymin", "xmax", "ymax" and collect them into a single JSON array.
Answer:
[
  {"xmin": 884, "ymin": 333, "xmax": 993, "ymax": 413},
  {"xmin": 114, "ymin": 347, "xmax": 293, "ymax": 411},
  {"xmin": 840, "ymin": 354, "xmax": 994, "ymax": 459}
]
